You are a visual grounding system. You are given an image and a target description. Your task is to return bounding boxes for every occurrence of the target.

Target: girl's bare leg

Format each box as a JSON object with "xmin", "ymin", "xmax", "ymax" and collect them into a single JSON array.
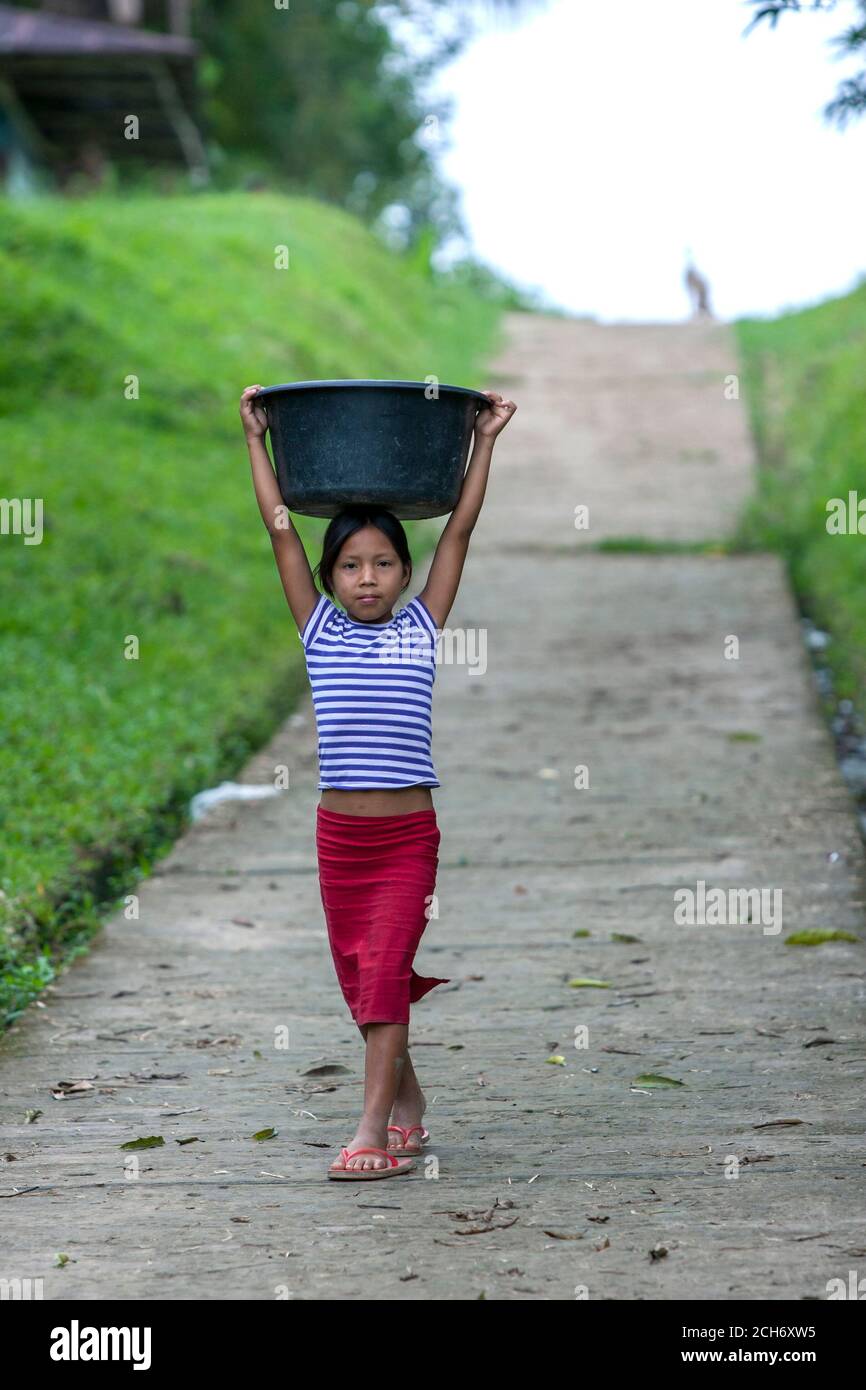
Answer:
[
  {"xmin": 358, "ymin": 1022, "xmax": 425, "ymax": 1138},
  {"xmin": 387, "ymin": 1039, "xmax": 427, "ymax": 1151},
  {"xmin": 329, "ymin": 1021, "xmax": 410, "ymax": 1173}
]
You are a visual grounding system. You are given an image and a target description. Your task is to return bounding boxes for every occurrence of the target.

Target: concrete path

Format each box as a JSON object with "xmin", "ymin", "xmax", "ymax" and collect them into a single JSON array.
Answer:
[{"xmin": 2, "ymin": 313, "xmax": 864, "ymax": 1301}]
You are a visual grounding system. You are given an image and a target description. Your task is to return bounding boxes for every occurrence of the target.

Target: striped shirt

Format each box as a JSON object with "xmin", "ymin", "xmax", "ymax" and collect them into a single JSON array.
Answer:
[{"xmin": 299, "ymin": 592, "xmax": 440, "ymax": 790}]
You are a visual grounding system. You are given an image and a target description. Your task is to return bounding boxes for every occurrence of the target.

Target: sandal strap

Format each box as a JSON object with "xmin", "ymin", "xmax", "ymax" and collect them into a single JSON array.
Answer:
[{"xmin": 343, "ymin": 1146, "xmax": 399, "ymax": 1165}]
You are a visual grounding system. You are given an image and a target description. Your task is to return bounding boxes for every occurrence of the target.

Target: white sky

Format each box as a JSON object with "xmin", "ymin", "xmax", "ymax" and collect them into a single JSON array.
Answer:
[{"xmin": 409, "ymin": 0, "xmax": 866, "ymax": 323}]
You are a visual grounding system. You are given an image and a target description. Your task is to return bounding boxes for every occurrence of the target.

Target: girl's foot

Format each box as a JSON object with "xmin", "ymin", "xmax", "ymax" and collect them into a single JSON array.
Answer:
[
  {"xmin": 387, "ymin": 1088, "xmax": 427, "ymax": 1153},
  {"xmin": 329, "ymin": 1126, "xmax": 391, "ymax": 1173}
]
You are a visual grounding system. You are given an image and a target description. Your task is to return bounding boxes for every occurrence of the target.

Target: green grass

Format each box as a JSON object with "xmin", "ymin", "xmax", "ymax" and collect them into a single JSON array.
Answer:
[
  {"xmin": 0, "ymin": 189, "xmax": 505, "ymax": 1026},
  {"xmin": 733, "ymin": 281, "xmax": 866, "ymax": 709},
  {"xmin": 590, "ymin": 537, "xmax": 737, "ymax": 554}
]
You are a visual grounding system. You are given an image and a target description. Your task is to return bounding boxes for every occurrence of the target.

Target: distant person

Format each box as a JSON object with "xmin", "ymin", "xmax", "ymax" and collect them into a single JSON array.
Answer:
[{"xmin": 684, "ymin": 255, "xmax": 714, "ymax": 320}]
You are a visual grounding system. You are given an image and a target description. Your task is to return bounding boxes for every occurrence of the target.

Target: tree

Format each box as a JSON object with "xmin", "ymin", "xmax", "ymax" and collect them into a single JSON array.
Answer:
[
  {"xmin": 194, "ymin": 0, "xmax": 549, "ymax": 243},
  {"xmin": 744, "ymin": 0, "xmax": 866, "ymax": 128}
]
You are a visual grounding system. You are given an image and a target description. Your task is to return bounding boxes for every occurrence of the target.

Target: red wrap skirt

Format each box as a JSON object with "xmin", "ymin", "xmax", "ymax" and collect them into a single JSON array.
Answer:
[{"xmin": 315, "ymin": 805, "xmax": 450, "ymax": 1026}]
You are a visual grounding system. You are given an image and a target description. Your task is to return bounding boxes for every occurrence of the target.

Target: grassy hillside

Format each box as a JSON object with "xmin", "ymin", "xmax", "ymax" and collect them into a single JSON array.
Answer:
[
  {"xmin": 0, "ymin": 190, "xmax": 505, "ymax": 1026},
  {"xmin": 734, "ymin": 281, "xmax": 866, "ymax": 708}
]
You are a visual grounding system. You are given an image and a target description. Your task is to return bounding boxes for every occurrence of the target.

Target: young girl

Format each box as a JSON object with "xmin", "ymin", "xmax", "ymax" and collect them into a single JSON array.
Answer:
[{"xmin": 239, "ymin": 382, "xmax": 517, "ymax": 1180}]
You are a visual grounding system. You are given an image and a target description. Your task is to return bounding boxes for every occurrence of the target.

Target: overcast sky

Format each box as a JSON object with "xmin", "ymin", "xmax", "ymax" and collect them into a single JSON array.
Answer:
[{"xmin": 413, "ymin": 0, "xmax": 866, "ymax": 323}]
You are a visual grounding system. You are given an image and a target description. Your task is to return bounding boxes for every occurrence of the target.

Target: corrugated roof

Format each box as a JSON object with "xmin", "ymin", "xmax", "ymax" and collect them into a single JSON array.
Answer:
[{"xmin": 0, "ymin": 4, "xmax": 198, "ymax": 57}]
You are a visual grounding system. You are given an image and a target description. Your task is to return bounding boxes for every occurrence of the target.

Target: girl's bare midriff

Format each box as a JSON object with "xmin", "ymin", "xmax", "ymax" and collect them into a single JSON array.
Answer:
[{"xmin": 319, "ymin": 786, "xmax": 435, "ymax": 816}]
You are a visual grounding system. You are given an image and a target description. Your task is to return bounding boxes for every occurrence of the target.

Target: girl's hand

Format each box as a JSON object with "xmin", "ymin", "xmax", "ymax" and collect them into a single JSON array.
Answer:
[
  {"xmin": 474, "ymin": 389, "xmax": 517, "ymax": 441},
  {"xmin": 240, "ymin": 384, "xmax": 268, "ymax": 440}
]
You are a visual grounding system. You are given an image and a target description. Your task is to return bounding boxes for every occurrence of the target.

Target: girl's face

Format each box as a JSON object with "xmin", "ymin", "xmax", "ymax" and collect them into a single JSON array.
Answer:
[{"xmin": 333, "ymin": 526, "xmax": 409, "ymax": 623}]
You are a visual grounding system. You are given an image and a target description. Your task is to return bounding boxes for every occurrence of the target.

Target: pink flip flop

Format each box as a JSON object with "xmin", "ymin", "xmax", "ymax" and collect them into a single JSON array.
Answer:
[
  {"xmin": 327, "ymin": 1145, "xmax": 415, "ymax": 1180},
  {"xmin": 386, "ymin": 1124, "xmax": 430, "ymax": 1156}
]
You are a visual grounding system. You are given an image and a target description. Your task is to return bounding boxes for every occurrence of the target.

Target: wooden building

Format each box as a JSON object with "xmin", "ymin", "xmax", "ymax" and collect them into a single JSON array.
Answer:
[{"xmin": 0, "ymin": 1, "xmax": 208, "ymax": 191}]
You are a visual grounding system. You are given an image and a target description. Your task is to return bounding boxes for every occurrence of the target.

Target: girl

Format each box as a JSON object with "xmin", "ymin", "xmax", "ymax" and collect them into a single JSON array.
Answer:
[{"xmin": 239, "ymin": 382, "xmax": 517, "ymax": 1180}]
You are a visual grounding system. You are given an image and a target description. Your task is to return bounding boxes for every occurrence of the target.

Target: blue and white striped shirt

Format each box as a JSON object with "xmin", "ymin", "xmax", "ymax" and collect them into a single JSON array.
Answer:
[{"xmin": 299, "ymin": 592, "xmax": 440, "ymax": 790}]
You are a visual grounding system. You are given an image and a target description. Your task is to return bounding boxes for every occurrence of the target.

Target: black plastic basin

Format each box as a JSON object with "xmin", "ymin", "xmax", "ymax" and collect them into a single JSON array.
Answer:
[{"xmin": 252, "ymin": 378, "xmax": 491, "ymax": 519}]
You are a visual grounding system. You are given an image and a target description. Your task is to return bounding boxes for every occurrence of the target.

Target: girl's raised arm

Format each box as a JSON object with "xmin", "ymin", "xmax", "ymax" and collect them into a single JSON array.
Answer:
[
  {"xmin": 418, "ymin": 389, "xmax": 516, "ymax": 630},
  {"xmin": 240, "ymin": 384, "xmax": 319, "ymax": 636}
]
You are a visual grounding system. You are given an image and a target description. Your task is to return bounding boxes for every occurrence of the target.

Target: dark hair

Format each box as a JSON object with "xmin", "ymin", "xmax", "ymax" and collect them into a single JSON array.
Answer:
[{"xmin": 312, "ymin": 505, "xmax": 412, "ymax": 599}]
